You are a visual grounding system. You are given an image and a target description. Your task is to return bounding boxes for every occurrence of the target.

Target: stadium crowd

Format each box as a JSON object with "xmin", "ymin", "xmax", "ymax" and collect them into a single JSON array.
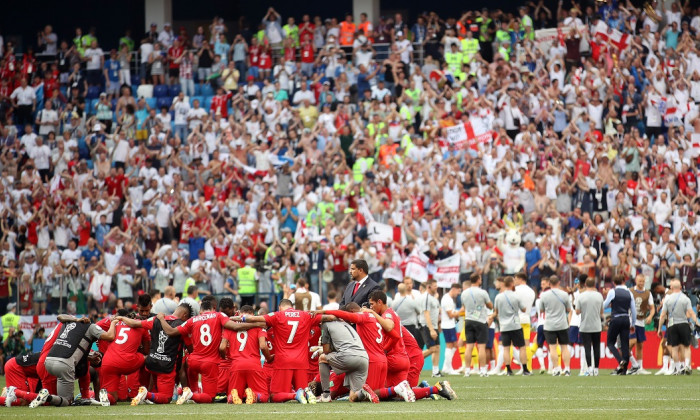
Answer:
[{"xmin": 0, "ymin": 0, "xmax": 700, "ymax": 406}]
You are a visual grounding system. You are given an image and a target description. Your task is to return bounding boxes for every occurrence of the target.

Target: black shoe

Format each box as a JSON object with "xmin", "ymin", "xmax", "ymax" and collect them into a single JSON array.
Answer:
[
  {"xmin": 523, "ymin": 371, "xmax": 532, "ymax": 376},
  {"xmin": 627, "ymin": 366, "xmax": 639, "ymax": 375}
]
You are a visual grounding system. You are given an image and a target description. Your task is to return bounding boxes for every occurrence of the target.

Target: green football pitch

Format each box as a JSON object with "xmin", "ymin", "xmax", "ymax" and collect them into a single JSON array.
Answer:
[{"xmin": 1, "ymin": 371, "xmax": 699, "ymax": 419}]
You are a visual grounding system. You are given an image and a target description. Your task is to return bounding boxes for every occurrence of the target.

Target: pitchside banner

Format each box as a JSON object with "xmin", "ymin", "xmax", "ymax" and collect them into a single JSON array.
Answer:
[
  {"xmin": 451, "ymin": 331, "xmax": 700, "ymax": 370},
  {"xmin": 18, "ymin": 314, "xmax": 63, "ymax": 341}
]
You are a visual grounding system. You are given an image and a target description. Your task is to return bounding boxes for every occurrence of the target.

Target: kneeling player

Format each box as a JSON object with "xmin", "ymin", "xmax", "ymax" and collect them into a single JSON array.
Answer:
[{"xmin": 2, "ymin": 352, "xmax": 41, "ymax": 407}]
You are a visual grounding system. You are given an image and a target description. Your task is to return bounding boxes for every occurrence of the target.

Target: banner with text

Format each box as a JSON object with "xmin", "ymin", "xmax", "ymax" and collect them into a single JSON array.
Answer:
[{"xmin": 433, "ymin": 254, "xmax": 461, "ymax": 288}]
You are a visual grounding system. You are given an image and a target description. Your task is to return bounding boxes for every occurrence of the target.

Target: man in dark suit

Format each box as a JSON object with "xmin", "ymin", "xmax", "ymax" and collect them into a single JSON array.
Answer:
[
  {"xmin": 308, "ymin": 239, "xmax": 326, "ymax": 302},
  {"xmin": 339, "ymin": 259, "xmax": 380, "ymax": 308}
]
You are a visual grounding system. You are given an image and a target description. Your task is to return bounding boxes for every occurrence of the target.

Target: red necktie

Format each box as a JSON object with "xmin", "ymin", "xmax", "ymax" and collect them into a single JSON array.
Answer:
[{"xmin": 352, "ymin": 282, "xmax": 361, "ymax": 296}]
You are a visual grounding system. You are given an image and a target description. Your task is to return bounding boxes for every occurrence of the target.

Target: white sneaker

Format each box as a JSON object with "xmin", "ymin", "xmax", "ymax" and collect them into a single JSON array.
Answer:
[
  {"xmin": 487, "ymin": 367, "xmax": 500, "ymax": 375},
  {"xmin": 319, "ymin": 394, "xmax": 332, "ymax": 403},
  {"xmin": 131, "ymin": 386, "xmax": 148, "ymax": 406},
  {"xmin": 514, "ymin": 369, "xmax": 523, "ymax": 376},
  {"xmin": 551, "ymin": 368, "xmax": 561, "ymax": 376},
  {"xmin": 5, "ymin": 386, "xmax": 17, "ymax": 407},
  {"xmin": 637, "ymin": 368, "xmax": 652, "ymax": 375},
  {"xmin": 99, "ymin": 389, "xmax": 110, "ymax": 407},
  {"xmin": 464, "ymin": 369, "xmax": 471, "ymax": 377},
  {"xmin": 176, "ymin": 387, "xmax": 193, "ymax": 405},
  {"xmin": 393, "ymin": 380, "xmax": 416, "ymax": 402},
  {"xmin": 454, "ymin": 366, "xmax": 466, "ymax": 374},
  {"xmin": 496, "ymin": 369, "xmax": 508, "ymax": 376},
  {"xmin": 655, "ymin": 368, "xmax": 667, "ymax": 376},
  {"xmin": 664, "ymin": 368, "xmax": 677, "ymax": 376},
  {"xmin": 29, "ymin": 388, "xmax": 49, "ymax": 408},
  {"xmin": 304, "ymin": 387, "xmax": 317, "ymax": 404},
  {"xmin": 479, "ymin": 371, "xmax": 489, "ymax": 377}
]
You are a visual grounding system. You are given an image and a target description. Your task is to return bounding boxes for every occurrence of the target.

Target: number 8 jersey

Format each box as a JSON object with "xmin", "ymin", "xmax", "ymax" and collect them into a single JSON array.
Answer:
[
  {"xmin": 177, "ymin": 311, "xmax": 230, "ymax": 363},
  {"xmin": 263, "ymin": 309, "xmax": 321, "ymax": 369}
]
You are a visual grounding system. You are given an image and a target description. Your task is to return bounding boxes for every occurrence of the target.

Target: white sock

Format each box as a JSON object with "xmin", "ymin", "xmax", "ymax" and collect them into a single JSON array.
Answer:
[
  {"xmin": 629, "ymin": 355, "xmax": 639, "ymax": 368},
  {"xmin": 535, "ymin": 348, "xmax": 545, "ymax": 369},
  {"xmin": 662, "ymin": 355, "xmax": 670, "ymax": 370},
  {"xmin": 442, "ymin": 348, "xmax": 455, "ymax": 372},
  {"xmin": 513, "ymin": 349, "xmax": 521, "ymax": 365},
  {"xmin": 480, "ymin": 366, "xmax": 487, "ymax": 373},
  {"xmin": 432, "ymin": 365, "xmax": 439, "ymax": 375},
  {"xmin": 580, "ymin": 354, "xmax": 588, "ymax": 372},
  {"xmin": 639, "ymin": 360, "xmax": 643, "ymax": 370},
  {"xmin": 675, "ymin": 361, "xmax": 682, "ymax": 371},
  {"xmin": 685, "ymin": 357, "xmax": 691, "ymax": 367},
  {"xmin": 495, "ymin": 345, "xmax": 504, "ymax": 369}
]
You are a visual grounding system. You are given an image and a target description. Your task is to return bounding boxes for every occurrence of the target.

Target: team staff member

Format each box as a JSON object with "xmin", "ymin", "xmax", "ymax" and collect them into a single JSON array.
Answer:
[
  {"xmin": 657, "ymin": 279, "xmax": 698, "ymax": 375},
  {"xmin": 514, "ymin": 273, "xmax": 535, "ymax": 372},
  {"xmin": 420, "ymin": 279, "xmax": 441, "ymax": 377},
  {"xmin": 575, "ymin": 276, "xmax": 604, "ymax": 376},
  {"xmin": 629, "ymin": 274, "xmax": 654, "ymax": 375},
  {"xmin": 462, "ymin": 274, "xmax": 493, "ymax": 377},
  {"xmin": 603, "ymin": 275, "xmax": 636, "ymax": 375},
  {"xmin": 538, "ymin": 275, "xmax": 572, "ymax": 376},
  {"xmin": 489, "ymin": 277, "xmax": 530, "ymax": 376},
  {"xmin": 392, "ymin": 283, "xmax": 423, "ymax": 349}
]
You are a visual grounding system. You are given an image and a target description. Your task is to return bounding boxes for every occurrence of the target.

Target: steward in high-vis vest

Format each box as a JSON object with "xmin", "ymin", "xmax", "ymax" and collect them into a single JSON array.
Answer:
[
  {"xmin": 237, "ymin": 259, "xmax": 258, "ymax": 295},
  {"xmin": 460, "ymin": 31, "xmax": 480, "ymax": 64},
  {"xmin": 445, "ymin": 43, "xmax": 464, "ymax": 80},
  {"xmin": 339, "ymin": 14, "xmax": 356, "ymax": 46}
]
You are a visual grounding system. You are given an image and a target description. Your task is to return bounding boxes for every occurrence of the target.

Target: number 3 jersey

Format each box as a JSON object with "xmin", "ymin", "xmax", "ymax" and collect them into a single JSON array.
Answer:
[
  {"xmin": 176, "ymin": 311, "xmax": 230, "ymax": 364},
  {"xmin": 141, "ymin": 315, "xmax": 187, "ymax": 374},
  {"xmin": 263, "ymin": 309, "xmax": 321, "ymax": 370}
]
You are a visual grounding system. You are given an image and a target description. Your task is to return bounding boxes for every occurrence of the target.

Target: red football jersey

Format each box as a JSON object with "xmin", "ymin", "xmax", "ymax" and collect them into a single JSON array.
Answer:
[
  {"xmin": 96, "ymin": 316, "xmax": 114, "ymax": 354},
  {"xmin": 103, "ymin": 321, "xmax": 146, "ymax": 362},
  {"xmin": 177, "ymin": 311, "xmax": 229, "ymax": 363},
  {"xmin": 325, "ymin": 310, "xmax": 386, "ymax": 362},
  {"xmin": 382, "ymin": 308, "xmax": 406, "ymax": 356},
  {"xmin": 262, "ymin": 328, "xmax": 274, "ymax": 370},
  {"xmin": 401, "ymin": 325, "xmax": 422, "ymax": 358},
  {"xmin": 41, "ymin": 322, "xmax": 62, "ymax": 357},
  {"xmin": 224, "ymin": 326, "xmax": 264, "ymax": 370},
  {"xmin": 263, "ymin": 309, "xmax": 320, "ymax": 369}
]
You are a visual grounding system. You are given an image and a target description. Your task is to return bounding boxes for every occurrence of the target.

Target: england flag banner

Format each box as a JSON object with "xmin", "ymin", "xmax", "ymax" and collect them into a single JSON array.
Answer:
[
  {"xmin": 591, "ymin": 21, "xmax": 630, "ymax": 51},
  {"xmin": 433, "ymin": 254, "xmax": 461, "ymax": 288},
  {"xmin": 445, "ymin": 118, "xmax": 493, "ymax": 150},
  {"xmin": 404, "ymin": 251, "xmax": 429, "ymax": 283},
  {"xmin": 368, "ymin": 221, "xmax": 393, "ymax": 244}
]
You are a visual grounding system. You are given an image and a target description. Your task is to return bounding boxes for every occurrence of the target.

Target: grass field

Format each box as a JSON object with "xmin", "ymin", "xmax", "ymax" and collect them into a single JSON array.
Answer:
[{"xmin": 1, "ymin": 371, "xmax": 699, "ymax": 419}]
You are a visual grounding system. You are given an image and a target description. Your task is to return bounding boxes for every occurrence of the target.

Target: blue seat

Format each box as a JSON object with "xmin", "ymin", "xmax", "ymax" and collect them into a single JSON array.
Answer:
[
  {"xmin": 200, "ymin": 84, "xmax": 214, "ymax": 96},
  {"xmin": 169, "ymin": 84, "xmax": 181, "ymax": 97},
  {"xmin": 145, "ymin": 97, "xmax": 157, "ymax": 110},
  {"xmin": 194, "ymin": 83, "xmax": 203, "ymax": 96},
  {"xmin": 189, "ymin": 95, "xmax": 204, "ymax": 107},
  {"xmin": 86, "ymin": 86, "xmax": 100, "ymax": 99},
  {"xmin": 131, "ymin": 85, "xmax": 139, "ymax": 97},
  {"xmin": 85, "ymin": 99, "xmax": 97, "ymax": 115},
  {"xmin": 202, "ymin": 95, "xmax": 213, "ymax": 111},
  {"xmin": 153, "ymin": 84, "xmax": 169, "ymax": 98},
  {"xmin": 157, "ymin": 96, "xmax": 172, "ymax": 109},
  {"xmin": 131, "ymin": 74, "xmax": 141, "ymax": 87}
]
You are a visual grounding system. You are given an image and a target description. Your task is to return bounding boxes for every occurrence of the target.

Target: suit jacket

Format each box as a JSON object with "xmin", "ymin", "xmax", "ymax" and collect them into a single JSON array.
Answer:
[
  {"xmin": 339, "ymin": 276, "xmax": 380, "ymax": 308},
  {"xmin": 307, "ymin": 249, "xmax": 325, "ymax": 273}
]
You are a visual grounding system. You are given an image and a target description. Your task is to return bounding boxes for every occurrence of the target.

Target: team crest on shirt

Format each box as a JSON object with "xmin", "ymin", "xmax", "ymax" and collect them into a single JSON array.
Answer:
[{"xmin": 157, "ymin": 331, "xmax": 168, "ymax": 353}]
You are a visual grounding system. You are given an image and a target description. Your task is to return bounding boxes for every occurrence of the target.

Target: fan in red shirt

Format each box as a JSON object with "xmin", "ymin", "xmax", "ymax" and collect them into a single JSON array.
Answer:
[
  {"xmin": 210, "ymin": 87, "xmax": 232, "ymax": 118},
  {"xmin": 233, "ymin": 299, "xmax": 324, "ymax": 403},
  {"xmin": 321, "ymin": 303, "xmax": 387, "ymax": 390},
  {"xmin": 158, "ymin": 295, "xmax": 263, "ymax": 404},
  {"xmin": 117, "ymin": 302, "xmax": 193, "ymax": 405},
  {"xmin": 220, "ymin": 305, "xmax": 273, "ymax": 404},
  {"xmin": 98, "ymin": 317, "xmax": 149, "ymax": 405}
]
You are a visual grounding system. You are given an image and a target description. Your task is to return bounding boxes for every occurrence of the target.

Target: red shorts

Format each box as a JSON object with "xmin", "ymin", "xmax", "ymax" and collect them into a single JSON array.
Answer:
[
  {"xmin": 37, "ymin": 353, "xmax": 57, "ymax": 395},
  {"xmin": 307, "ymin": 357, "xmax": 319, "ymax": 383},
  {"xmin": 218, "ymin": 363, "xmax": 230, "ymax": 394},
  {"xmin": 188, "ymin": 358, "xmax": 219, "ymax": 398},
  {"xmin": 385, "ymin": 354, "xmax": 410, "ymax": 387},
  {"xmin": 366, "ymin": 360, "xmax": 388, "ymax": 390},
  {"xmin": 263, "ymin": 364, "xmax": 273, "ymax": 393},
  {"xmin": 407, "ymin": 351, "xmax": 424, "ymax": 387},
  {"xmin": 270, "ymin": 369, "xmax": 307, "ymax": 394},
  {"xmin": 330, "ymin": 371, "xmax": 348, "ymax": 395},
  {"xmin": 146, "ymin": 367, "xmax": 177, "ymax": 404},
  {"xmin": 5, "ymin": 358, "xmax": 39, "ymax": 391},
  {"xmin": 229, "ymin": 367, "xmax": 268, "ymax": 398},
  {"xmin": 101, "ymin": 355, "xmax": 146, "ymax": 396}
]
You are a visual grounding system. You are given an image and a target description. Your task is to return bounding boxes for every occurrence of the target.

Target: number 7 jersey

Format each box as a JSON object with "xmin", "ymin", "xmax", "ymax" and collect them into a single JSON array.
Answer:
[
  {"xmin": 263, "ymin": 309, "xmax": 321, "ymax": 369},
  {"xmin": 177, "ymin": 311, "xmax": 230, "ymax": 363}
]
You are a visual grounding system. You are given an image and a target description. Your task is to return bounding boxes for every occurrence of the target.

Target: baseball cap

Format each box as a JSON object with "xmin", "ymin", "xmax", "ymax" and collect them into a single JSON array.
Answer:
[{"xmin": 7, "ymin": 302, "xmax": 16, "ymax": 311}]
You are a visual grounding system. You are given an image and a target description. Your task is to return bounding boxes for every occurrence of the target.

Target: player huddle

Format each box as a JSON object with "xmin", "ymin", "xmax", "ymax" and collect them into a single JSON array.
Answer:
[{"xmin": 0, "ymin": 290, "xmax": 457, "ymax": 407}]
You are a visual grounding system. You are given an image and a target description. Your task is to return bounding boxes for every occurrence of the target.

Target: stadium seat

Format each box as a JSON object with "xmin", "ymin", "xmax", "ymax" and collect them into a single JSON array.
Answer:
[
  {"xmin": 131, "ymin": 74, "xmax": 141, "ymax": 86},
  {"xmin": 131, "ymin": 85, "xmax": 138, "ymax": 97},
  {"xmin": 157, "ymin": 96, "xmax": 172, "ymax": 109},
  {"xmin": 194, "ymin": 83, "xmax": 203, "ymax": 96},
  {"xmin": 145, "ymin": 97, "xmax": 157, "ymax": 110},
  {"xmin": 189, "ymin": 96, "xmax": 204, "ymax": 107},
  {"xmin": 200, "ymin": 84, "xmax": 214, "ymax": 96},
  {"xmin": 202, "ymin": 95, "xmax": 213, "ymax": 111},
  {"xmin": 136, "ymin": 84, "xmax": 154, "ymax": 99},
  {"xmin": 153, "ymin": 84, "xmax": 169, "ymax": 98},
  {"xmin": 169, "ymin": 84, "xmax": 181, "ymax": 97},
  {"xmin": 86, "ymin": 86, "xmax": 100, "ymax": 99},
  {"xmin": 85, "ymin": 99, "xmax": 97, "ymax": 115}
]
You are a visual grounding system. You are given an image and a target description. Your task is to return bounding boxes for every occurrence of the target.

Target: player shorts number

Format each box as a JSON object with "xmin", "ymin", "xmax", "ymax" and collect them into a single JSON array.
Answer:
[
  {"xmin": 116, "ymin": 327, "xmax": 130, "ymax": 344},
  {"xmin": 376, "ymin": 322, "xmax": 383, "ymax": 343},
  {"xmin": 237, "ymin": 331, "xmax": 248, "ymax": 351},
  {"xmin": 287, "ymin": 320, "xmax": 299, "ymax": 344},
  {"xmin": 200, "ymin": 324, "xmax": 212, "ymax": 346}
]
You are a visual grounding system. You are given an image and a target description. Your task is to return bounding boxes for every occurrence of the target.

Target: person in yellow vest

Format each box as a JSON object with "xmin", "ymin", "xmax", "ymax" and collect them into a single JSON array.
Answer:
[
  {"xmin": 498, "ymin": 40, "xmax": 510, "ymax": 62},
  {"xmin": 237, "ymin": 258, "xmax": 259, "ymax": 306},
  {"xmin": 339, "ymin": 14, "xmax": 356, "ymax": 47},
  {"xmin": 283, "ymin": 17, "xmax": 300, "ymax": 47},
  {"xmin": 444, "ymin": 42, "xmax": 464, "ymax": 80},
  {"xmin": 2, "ymin": 303, "xmax": 19, "ymax": 341},
  {"xmin": 460, "ymin": 30, "xmax": 480, "ymax": 64},
  {"xmin": 352, "ymin": 148, "xmax": 375, "ymax": 183}
]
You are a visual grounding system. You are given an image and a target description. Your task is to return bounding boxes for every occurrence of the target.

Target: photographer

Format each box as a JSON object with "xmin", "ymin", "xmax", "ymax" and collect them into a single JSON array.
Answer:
[
  {"xmin": 3, "ymin": 327, "xmax": 26, "ymax": 359},
  {"xmin": 657, "ymin": 279, "xmax": 698, "ymax": 375}
]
